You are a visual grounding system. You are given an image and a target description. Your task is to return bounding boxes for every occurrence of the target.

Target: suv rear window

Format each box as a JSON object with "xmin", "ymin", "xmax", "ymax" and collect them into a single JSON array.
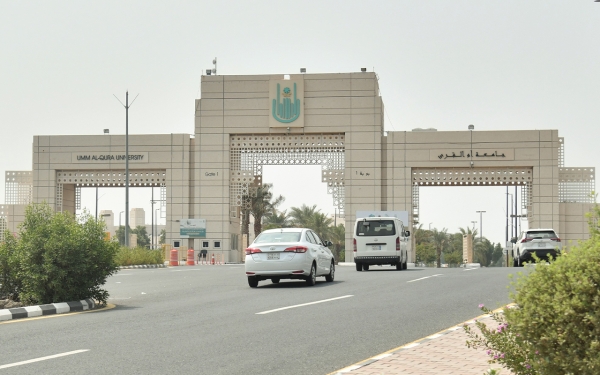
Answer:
[
  {"xmin": 526, "ymin": 231, "xmax": 557, "ymax": 239},
  {"xmin": 356, "ymin": 220, "xmax": 396, "ymax": 236}
]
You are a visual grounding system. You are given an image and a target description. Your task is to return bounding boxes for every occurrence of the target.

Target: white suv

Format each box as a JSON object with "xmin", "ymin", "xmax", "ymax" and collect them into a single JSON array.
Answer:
[{"xmin": 512, "ymin": 228, "xmax": 562, "ymax": 267}]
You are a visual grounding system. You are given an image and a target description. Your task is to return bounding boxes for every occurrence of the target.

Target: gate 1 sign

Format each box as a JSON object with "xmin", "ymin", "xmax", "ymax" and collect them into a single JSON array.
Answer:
[{"xmin": 180, "ymin": 219, "xmax": 206, "ymax": 238}]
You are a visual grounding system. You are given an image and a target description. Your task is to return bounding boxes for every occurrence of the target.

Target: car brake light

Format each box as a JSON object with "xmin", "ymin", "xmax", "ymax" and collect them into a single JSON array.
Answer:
[
  {"xmin": 521, "ymin": 238, "xmax": 533, "ymax": 243},
  {"xmin": 245, "ymin": 248, "xmax": 262, "ymax": 255},
  {"xmin": 551, "ymin": 237, "xmax": 561, "ymax": 242},
  {"xmin": 284, "ymin": 246, "xmax": 308, "ymax": 253},
  {"xmin": 353, "ymin": 238, "xmax": 357, "ymax": 252},
  {"xmin": 396, "ymin": 236, "xmax": 400, "ymax": 251}
]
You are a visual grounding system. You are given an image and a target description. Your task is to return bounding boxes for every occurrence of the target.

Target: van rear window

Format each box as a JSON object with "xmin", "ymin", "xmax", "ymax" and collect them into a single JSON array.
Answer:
[{"xmin": 356, "ymin": 220, "xmax": 396, "ymax": 236}]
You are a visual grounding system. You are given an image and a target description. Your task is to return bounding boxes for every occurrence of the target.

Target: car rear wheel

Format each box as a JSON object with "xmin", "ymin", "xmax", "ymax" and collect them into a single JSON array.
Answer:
[
  {"xmin": 395, "ymin": 262, "xmax": 402, "ymax": 270},
  {"xmin": 248, "ymin": 277, "xmax": 259, "ymax": 288},
  {"xmin": 271, "ymin": 278, "xmax": 280, "ymax": 284},
  {"xmin": 306, "ymin": 263, "xmax": 317, "ymax": 286},
  {"xmin": 355, "ymin": 263, "xmax": 362, "ymax": 271},
  {"xmin": 363, "ymin": 264, "xmax": 370, "ymax": 271},
  {"xmin": 326, "ymin": 262, "xmax": 335, "ymax": 282}
]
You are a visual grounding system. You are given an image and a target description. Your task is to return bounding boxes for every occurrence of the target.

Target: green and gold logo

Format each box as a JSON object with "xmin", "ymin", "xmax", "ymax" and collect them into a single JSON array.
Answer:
[{"xmin": 272, "ymin": 83, "xmax": 300, "ymax": 123}]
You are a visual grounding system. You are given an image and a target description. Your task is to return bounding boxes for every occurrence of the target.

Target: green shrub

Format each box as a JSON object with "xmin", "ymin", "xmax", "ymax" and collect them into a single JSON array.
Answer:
[
  {"xmin": 115, "ymin": 246, "xmax": 164, "ymax": 266},
  {"xmin": 0, "ymin": 232, "xmax": 21, "ymax": 300},
  {"xmin": 12, "ymin": 203, "xmax": 119, "ymax": 306},
  {"xmin": 466, "ymin": 239, "xmax": 600, "ymax": 374},
  {"xmin": 504, "ymin": 241, "xmax": 600, "ymax": 374}
]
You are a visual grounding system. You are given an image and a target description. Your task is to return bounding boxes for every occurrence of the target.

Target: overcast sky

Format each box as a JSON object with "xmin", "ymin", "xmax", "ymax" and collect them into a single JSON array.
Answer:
[{"xmin": 1, "ymin": 1, "xmax": 598, "ymax": 245}]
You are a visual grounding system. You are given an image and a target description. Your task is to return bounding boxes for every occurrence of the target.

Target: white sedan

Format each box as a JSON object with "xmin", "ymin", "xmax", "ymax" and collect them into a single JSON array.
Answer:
[{"xmin": 244, "ymin": 228, "xmax": 335, "ymax": 288}]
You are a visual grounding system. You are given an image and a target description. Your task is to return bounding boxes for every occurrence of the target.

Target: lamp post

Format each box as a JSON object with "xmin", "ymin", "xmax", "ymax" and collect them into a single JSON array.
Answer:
[
  {"xmin": 476, "ymin": 210, "xmax": 486, "ymax": 241},
  {"xmin": 471, "ymin": 221, "xmax": 477, "ymax": 234},
  {"xmin": 429, "ymin": 222, "xmax": 433, "ymax": 231},
  {"xmin": 114, "ymin": 91, "xmax": 138, "ymax": 247},
  {"xmin": 155, "ymin": 208, "xmax": 160, "ymax": 249}
]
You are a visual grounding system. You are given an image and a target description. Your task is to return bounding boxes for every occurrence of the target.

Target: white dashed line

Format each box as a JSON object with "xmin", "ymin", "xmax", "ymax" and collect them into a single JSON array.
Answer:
[
  {"xmin": 407, "ymin": 274, "xmax": 442, "ymax": 283},
  {"xmin": 256, "ymin": 295, "xmax": 354, "ymax": 315},
  {"xmin": 0, "ymin": 350, "xmax": 89, "ymax": 369}
]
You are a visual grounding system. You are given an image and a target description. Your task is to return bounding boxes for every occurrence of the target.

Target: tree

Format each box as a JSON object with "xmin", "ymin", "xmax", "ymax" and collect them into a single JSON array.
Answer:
[
  {"xmin": 310, "ymin": 211, "xmax": 334, "ymax": 242},
  {"xmin": 414, "ymin": 223, "xmax": 433, "ymax": 247},
  {"xmin": 4, "ymin": 204, "xmax": 119, "ymax": 305},
  {"xmin": 115, "ymin": 225, "xmax": 130, "ymax": 246},
  {"xmin": 329, "ymin": 224, "xmax": 346, "ymax": 263},
  {"xmin": 474, "ymin": 238, "xmax": 495, "ymax": 267},
  {"xmin": 263, "ymin": 209, "xmax": 291, "ymax": 230},
  {"xmin": 431, "ymin": 228, "xmax": 449, "ymax": 268},
  {"xmin": 459, "ymin": 226, "xmax": 479, "ymax": 238},
  {"xmin": 251, "ymin": 183, "xmax": 284, "ymax": 237},
  {"xmin": 415, "ymin": 242, "xmax": 436, "ymax": 265},
  {"xmin": 159, "ymin": 229, "xmax": 166, "ymax": 245},
  {"xmin": 131, "ymin": 225, "xmax": 150, "ymax": 248},
  {"xmin": 289, "ymin": 204, "xmax": 318, "ymax": 228}
]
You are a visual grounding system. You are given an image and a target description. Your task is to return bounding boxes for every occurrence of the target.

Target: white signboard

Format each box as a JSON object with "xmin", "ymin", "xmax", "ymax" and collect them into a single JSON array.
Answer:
[{"xmin": 180, "ymin": 219, "xmax": 207, "ymax": 238}]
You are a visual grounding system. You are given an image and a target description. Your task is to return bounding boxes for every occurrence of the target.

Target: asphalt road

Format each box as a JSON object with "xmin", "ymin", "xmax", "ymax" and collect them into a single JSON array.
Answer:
[{"xmin": 0, "ymin": 264, "xmax": 516, "ymax": 375}]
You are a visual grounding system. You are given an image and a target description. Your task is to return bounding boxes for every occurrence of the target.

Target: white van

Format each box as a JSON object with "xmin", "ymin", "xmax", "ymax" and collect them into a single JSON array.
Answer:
[{"xmin": 353, "ymin": 217, "xmax": 410, "ymax": 271}]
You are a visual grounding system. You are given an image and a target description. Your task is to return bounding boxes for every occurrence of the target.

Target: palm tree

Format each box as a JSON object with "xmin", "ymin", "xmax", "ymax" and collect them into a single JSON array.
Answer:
[
  {"xmin": 263, "ymin": 209, "xmax": 291, "ymax": 230},
  {"xmin": 289, "ymin": 204, "xmax": 318, "ymax": 228},
  {"xmin": 431, "ymin": 228, "xmax": 449, "ymax": 268},
  {"xmin": 474, "ymin": 238, "xmax": 494, "ymax": 267},
  {"xmin": 414, "ymin": 223, "xmax": 432, "ymax": 246},
  {"xmin": 459, "ymin": 226, "xmax": 479, "ymax": 238},
  {"xmin": 311, "ymin": 212, "xmax": 334, "ymax": 242},
  {"xmin": 251, "ymin": 183, "xmax": 284, "ymax": 237}
]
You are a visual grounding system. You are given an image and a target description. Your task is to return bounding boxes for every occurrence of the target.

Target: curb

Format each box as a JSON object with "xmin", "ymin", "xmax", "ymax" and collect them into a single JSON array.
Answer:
[
  {"xmin": 119, "ymin": 264, "xmax": 166, "ymax": 269},
  {"xmin": 329, "ymin": 304, "xmax": 515, "ymax": 374},
  {"xmin": 0, "ymin": 298, "xmax": 96, "ymax": 322}
]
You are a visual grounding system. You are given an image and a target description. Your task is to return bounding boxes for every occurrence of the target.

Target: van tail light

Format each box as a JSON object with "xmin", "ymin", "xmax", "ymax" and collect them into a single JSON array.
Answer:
[
  {"xmin": 284, "ymin": 246, "xmax": 308, "ymax": 253},
  {"xmin": 396, "ymin": 236, "xmax": 400, "ymax": 251},
  {"xmin": 353, "ymin": 238, "xmax": 357, "ymax": 252},
  {"xmin": 245, "ymin": 248, "xmax": 262, "ymax": 255},
  {"xmin": 551, "ymin": 237, "xmax": 561, "ymax": 242},
  {"xmin": 520, "ymin": 238, "xmax": 533, "ymax": 243}
]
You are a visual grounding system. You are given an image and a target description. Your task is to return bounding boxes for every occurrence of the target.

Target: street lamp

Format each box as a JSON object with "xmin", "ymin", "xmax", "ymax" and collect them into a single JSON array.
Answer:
[
  {"xmin": 429, "ymin": 222, "xmax": 433, "ymax": 231},
  {"xmin": 476, "ymin": 210, "xmax": 486, "ymax": 241},
  {"xmin": 155, "ymin": 208, "xmax": 160, "ymax": 249},
  {"xmin": 471, "ymin": 221, "xmax": 477, "ymax": 234}
]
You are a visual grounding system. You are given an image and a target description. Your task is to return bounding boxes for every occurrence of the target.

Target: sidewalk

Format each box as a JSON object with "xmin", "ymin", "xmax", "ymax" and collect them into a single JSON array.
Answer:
[{"xmin": 331, "ymin": 313, "xmax": 513, "ymax": 375}]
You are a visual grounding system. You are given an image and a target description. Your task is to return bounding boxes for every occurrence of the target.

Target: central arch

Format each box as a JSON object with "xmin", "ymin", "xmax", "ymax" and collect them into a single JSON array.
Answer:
[{"xmin": 229, "ymin": 134, "xmax": 346, "ymax": 216}]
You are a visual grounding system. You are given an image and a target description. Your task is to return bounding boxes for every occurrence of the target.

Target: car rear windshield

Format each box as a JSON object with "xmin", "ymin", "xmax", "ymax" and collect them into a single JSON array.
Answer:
[
  {"xmin": 356, "ymin": 220, "xmax": 396, "ymax": 236},
  {"xmin": 254, "ymin": 232, "xmax": 301, "ymax": 243},
  {"xmin": 526, "ymin": 231, "xmax": 557, "ymax": 239}
]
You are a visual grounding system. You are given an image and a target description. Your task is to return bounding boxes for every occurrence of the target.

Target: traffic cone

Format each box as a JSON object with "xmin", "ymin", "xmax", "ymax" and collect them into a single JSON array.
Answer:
[{"xmin": 211, "ymin": 253, "xmax": 215, "ymax": 265}]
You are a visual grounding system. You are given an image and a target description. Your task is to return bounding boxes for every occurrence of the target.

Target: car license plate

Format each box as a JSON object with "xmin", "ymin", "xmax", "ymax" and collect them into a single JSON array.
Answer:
[
  {"xmin": 538, "ymin": 243, "xmax": 545, "ymax": 247},
  {"xmin": 371, "ymin": 245, "xmax": 381, "ymax": 250},
  {"xmin": 267, "ymin": 253, "xmax": 280, "ymax": 260}
]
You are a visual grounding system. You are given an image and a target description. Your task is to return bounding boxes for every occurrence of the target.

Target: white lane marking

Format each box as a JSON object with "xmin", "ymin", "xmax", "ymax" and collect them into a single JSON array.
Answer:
[
  {"xmin": 170, "ymin": 269, "xmax": 202, "ymax": 272},
  {"xmin": 463, "ymin": 268, "xmax": 477, "ymax": 271},
  {"xmin": 407, "ymin": 274, "xmax": 442, "ymax": 283},
  {"xmin": 0, "ymin": 350, "xmax": 89, "ymax": 369},
  {"xmin": 256, "ymin": 295, "xmax": 354, "ymax": 315}
]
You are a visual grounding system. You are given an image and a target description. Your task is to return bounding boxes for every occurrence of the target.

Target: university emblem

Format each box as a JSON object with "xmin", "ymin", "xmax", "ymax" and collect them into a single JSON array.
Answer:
[{"xmin": 272, "ymin": 83, "xmax": 301, "ymax": 123}]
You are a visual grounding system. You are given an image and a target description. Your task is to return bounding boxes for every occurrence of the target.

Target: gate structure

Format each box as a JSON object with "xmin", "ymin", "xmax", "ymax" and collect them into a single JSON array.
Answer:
[{"xmin": 0, "ymin": 71, "xmax": 593, "ymax": 262}]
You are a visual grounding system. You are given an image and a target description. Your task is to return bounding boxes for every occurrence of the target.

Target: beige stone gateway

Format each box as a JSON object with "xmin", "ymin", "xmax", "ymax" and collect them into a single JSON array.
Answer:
[{"xmin": 1, "ymin": 72, "xmax": 595, "ymax": 263}]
